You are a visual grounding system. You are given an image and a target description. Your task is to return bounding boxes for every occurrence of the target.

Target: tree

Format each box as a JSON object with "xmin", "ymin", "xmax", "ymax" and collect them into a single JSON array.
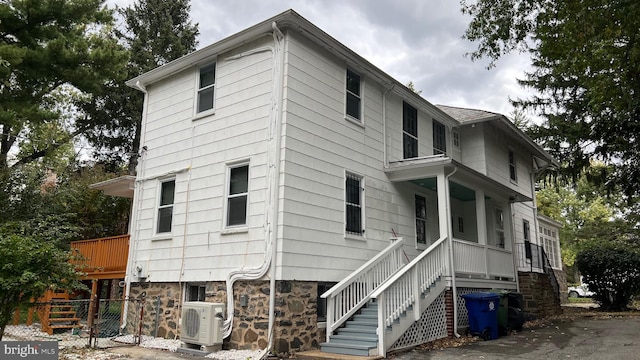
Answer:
[
  {"xmin": 461, "ymin": 0, "xmax": 640, "ymax": 198},
  {"xmin": 82, "ymin": 0, "xmax": 198, "ymax": 174},
  {"xmin": 0, "ymin": 0, "xmax": 127, "ymax": 172},
  {"xmin": 0, "ymin": 233, "xmax": 85, "ymax": 339},
  {"xmin": 576, "ymin": 243, "xmax": 640, "ymax": 311}
]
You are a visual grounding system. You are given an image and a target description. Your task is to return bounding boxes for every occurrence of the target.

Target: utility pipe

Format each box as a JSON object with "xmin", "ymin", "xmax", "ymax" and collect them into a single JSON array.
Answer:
[{"xmin": 444, "ymin": 166, "xmax": 461, "ymax": 337}]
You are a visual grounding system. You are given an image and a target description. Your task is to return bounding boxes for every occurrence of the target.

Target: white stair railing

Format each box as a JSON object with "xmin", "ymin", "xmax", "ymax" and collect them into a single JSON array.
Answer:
[
  {"xmin": 371, "ymin": 236, "xmax": 448, "ymax": 357},
  {"xmin": 321, "ymin": 238, "xmax": 406, "ymax": 341}
]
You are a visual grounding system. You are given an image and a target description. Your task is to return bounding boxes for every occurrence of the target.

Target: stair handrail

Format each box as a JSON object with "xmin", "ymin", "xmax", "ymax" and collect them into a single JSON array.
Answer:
[
  {"xmin": 371, "ymin": 236, "xmax": 448, "ymax": 356},
  {"xmin": 321, "ymin": 237, "xmax": 406, "ymax": 340}
]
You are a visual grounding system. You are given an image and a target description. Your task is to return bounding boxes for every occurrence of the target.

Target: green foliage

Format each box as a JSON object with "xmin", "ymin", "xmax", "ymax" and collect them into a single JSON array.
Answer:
[
  {"xmin": 575, "ymin": 243, "xmax": 640, "ymax": 311},
  {"xmin": 0, "ymin": 233, "xmax": 85, "ymax": 339},
  {"xmin": 82, "ymin": 0, "xmax": 198, "ymax": 173},
  {"xmin": 0, "ymin": 0, "xmax": 128, "ymax": 171},
  {"xmin": 0, "ymin": 162, "xmax": 130, "ymax": 245},
  {"xmin": 462, "ymin": 0, "xmax": 640, "ymax": 199}
]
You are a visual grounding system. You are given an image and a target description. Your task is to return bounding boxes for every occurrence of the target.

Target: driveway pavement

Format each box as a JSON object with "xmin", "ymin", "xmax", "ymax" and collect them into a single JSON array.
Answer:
[{"xmin": 395, "ymin": 316, "xmax": 640, "ymax": 360}]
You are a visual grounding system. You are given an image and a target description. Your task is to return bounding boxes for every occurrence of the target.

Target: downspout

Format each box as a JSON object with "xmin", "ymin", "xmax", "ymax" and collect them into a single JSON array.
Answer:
[
  {"xmin": 219, "ymin": 23, "xmax": 285, "ymax": 359},
  {"xmin": 265, "ymin": 21, "xmax": 285, "ymax": 358},
  {"xmin": 445, "ymin": 166, "xmax": 460, "ymax": 337},
  {"xmin": 121, "ymin": 81, "xmax": 149, "ymax": 330},
  {"xmin": 382, "ymin": 84, "xmax": 395, "ymax": 167}
]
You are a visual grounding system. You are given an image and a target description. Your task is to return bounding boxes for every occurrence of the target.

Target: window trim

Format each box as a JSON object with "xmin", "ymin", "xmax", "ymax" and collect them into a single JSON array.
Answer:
[
  {"xmin": 403, "ymin": 101, "xmax": 418, "ymax": 159},
  {"xmin": 156, "ymin": 178, "xmax": 176, "ymax": 235},
  {"xmin": 194, "ymin": 62, "xmax": 217, "ymax": 117},
  {"xmin": 345, "ymin": 171, "xmax": 365, "ymax": 238},
  {"xmin": 433, "ymin": 120, "xmax": 447, "ymax": 155},
  {"xmin": 224, "ymin": 162, "xmax": 250, "ymax": 229},
  {"xmin": 345, "ymin": 68, "xmax": 363, "ymax": 123},
  {"xmin": 523, "ymin": 219, "xmax": 532, "ymax": 259},
  {"xmin": 508, "ymin": 148, "xmax": 518, "ymax": 183}
]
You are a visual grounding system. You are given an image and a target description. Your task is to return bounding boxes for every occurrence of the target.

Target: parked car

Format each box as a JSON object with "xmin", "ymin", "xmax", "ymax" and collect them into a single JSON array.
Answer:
[{"xmin": 568, "ymin": 278, "xmax": 595, "ymax": 298}]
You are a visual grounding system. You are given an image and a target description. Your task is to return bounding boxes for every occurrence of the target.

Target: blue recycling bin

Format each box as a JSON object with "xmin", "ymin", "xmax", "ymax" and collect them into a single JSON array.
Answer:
[{"xmin": 462, "ymin": 292, "xmax": 500, "ymax": 340}]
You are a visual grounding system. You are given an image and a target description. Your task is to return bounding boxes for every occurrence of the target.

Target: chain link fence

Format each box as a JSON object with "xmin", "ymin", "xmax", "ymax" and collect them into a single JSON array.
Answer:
[{"xmin": 5, "ymin": 298, "xmax": 155, "ymax": 349}]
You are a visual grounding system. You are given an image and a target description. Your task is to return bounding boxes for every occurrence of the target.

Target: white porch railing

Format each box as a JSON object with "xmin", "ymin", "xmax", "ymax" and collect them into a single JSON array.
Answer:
[
  {"xmin": 321, "ymin": 238, "xmax": 406, "ymax": 341},
  {"xmin": 452, "ymin": 239, "xmax": 515, "ymax": 279},
  {"xmin": 371, "ymin": 236, "xmax": 448, "ymax": 357}
]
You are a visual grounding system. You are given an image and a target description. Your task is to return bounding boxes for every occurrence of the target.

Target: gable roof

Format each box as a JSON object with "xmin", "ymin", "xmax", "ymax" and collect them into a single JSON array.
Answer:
[
  {"xmin": 436, "ymin": 104, "xmax": 559, "ymax": 170},
  {"xmin": 125, "ymin": 9, "xmax": 457, "ymax": 127}
]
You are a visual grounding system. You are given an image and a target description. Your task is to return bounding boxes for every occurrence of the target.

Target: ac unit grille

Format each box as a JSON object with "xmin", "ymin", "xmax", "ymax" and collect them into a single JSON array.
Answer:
[{"xmin": 183, "ymin": 308, "xmax": 200, "ymax": 338}]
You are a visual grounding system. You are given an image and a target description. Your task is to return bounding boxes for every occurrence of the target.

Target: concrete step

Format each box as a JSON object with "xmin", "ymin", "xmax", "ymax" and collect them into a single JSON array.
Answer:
[{"xmin": 319, "ymin": 341, "xmax": 376, "ymax": 357}]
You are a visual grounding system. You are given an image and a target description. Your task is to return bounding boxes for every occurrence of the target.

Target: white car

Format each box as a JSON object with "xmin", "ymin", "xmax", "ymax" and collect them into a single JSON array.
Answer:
[{"xmin": 568, "ymin": 282, "xmax": 594, "ymax": 298}]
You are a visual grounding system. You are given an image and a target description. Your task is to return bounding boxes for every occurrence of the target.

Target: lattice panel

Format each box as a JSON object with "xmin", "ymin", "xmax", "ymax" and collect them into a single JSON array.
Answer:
[
  {"xmin": 390, "ymin": 292, "xmax": 447, "ymax": 351},
  {"xmin": 456, "ymin": 287, "xmax": 491, "ymax": 328}
]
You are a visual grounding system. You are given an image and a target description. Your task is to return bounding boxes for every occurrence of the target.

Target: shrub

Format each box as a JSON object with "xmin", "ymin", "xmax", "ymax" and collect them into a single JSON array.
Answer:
[{"xmin": 575, "ymin": 244, "xmax": 640, "ymax": 311}]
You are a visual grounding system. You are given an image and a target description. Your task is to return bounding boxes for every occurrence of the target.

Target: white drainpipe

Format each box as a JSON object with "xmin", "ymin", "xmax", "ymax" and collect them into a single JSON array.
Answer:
[{"xmin": 219, "ymin": 23, "xmax": 285, "ymax": 360}]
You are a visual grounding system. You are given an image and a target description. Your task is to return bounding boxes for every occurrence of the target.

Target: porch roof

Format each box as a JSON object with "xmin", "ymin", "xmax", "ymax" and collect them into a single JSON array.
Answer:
[
  {"xmin": 89, "ymin": 175, "xmax": 135, "ymax": 198},
  {"xmin": 384, "ymin": 156, "xmax": 532, "ymax": 202}
]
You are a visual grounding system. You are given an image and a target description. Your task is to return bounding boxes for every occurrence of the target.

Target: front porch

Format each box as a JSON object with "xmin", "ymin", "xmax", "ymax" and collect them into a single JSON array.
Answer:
[{"xmin": 320, "ymin": 157, "xmax": 526, "ymax": 356}]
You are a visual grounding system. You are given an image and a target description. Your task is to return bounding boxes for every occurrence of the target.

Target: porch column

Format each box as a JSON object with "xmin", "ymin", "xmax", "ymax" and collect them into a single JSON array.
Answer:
[
  {"xmin": 475, "ymin": 189, "xmax": 487, "ymax": 245},
  {"xmin": 436, "ymin": 173, "xmax": 449, "ymax": 240}
]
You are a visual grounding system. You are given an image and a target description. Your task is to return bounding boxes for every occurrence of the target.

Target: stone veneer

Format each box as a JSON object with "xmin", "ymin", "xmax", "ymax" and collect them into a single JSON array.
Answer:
[
  {"xmin": 127, "ymin": 280, "xmax": 323, "ymax": 355},
  {"xmin": 517, "ymin": 271, "xmax": 563, "ymax": 318}
]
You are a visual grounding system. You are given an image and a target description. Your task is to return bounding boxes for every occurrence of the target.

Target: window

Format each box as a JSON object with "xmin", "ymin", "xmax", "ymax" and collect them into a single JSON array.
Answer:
[
  {"xmin": 403, "ymin": 102, "xmax": 418, "ymax": 158},
  {"xmin": 494, "ymin": 208, "xmax": 505, "ymax": 248},
  {"xmin": 540, "ymin": 224, "xmax": 561, "ymax": 269},
  {"xmin": 197, "ymin": 63, "xmax": 216, "ymax": 113},
  {"xmin": 345, "ymin": 173, "xmax": 364, "ymax": 235},
  {"xmin": 227, "ymin": 164, "xmax": 249, "ymax": 227},
  {"xmin": 433, "ymin": 120, "xmax": 446, "ymax": 155},
  {"xmin": 523, "ymin": 220, "xmax": 532, "ymax": 259},
  {"xmin": 453, "ymin": 130, "xmax": 460, "ymax": 149},
  {"xmin": 345, "ymin": 69, "xmax": 361, "ymax": 120},
  {"xmin": 509, "ymin": 149, "xmax": 517, "ymax": 182},
  {"xmin": 458, "ymin": 217, "xmax": 464, "ymax": 233},
  {"xmin": 415, "ymin": 195, "xmax": 427, "ymax": 245},
  {"xmin": 188, "ymin": 285, "xmax": 206, "ymax": 301},
  {"xmin": 157, "ymin": 180, "xmax": 175, "ymax": 233}
]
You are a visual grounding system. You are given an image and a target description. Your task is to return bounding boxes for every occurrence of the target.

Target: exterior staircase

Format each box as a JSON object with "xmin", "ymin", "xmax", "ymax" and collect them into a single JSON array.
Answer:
[
  {"xmin": 320, "ymin": 301, "xmax": 379, "ymax": 356},
  {"xmin": 321, "ymin": 236, "xmax": 449, "ymax": 357},
  {"xmin": 38, "ymin": 290, "xmax": 82, "ymax": 335}
]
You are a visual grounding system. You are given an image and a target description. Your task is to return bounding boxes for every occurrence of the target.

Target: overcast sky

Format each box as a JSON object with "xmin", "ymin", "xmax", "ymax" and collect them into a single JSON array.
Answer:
[{"xmin": 108, "ymin": 0, "xmax": 536, "ymax": 119}]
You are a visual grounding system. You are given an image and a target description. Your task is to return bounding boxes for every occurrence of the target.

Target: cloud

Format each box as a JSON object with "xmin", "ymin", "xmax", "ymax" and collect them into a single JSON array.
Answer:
[{"xmin": 106, "ymin": 0, "xmax": 537, "ymax": 119}]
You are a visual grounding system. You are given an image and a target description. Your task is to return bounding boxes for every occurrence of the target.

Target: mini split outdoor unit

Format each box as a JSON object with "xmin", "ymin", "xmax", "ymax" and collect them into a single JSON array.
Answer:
[{"xmin": 181, "ymin": 302, "xmax": 225, "ymax": 346}]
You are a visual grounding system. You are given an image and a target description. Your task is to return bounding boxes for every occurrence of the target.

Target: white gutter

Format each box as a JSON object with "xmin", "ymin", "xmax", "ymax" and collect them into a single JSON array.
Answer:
[
  {"xmin": 445, "ymin": 166, "xmax": 461, "ymax": 337},
  {"xmin": 121, "ymin": 81, "xmax": 149, "ymax": 330}
]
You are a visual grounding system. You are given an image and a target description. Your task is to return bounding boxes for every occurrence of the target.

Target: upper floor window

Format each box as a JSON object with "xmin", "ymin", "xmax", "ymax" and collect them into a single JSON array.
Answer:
[
  {"xmin": 157, "ymin": 179, "xmax": 175, "ymax": 233},
  {"xmin": 433, "ymin": 120, "xmax": 446, "ymax": 155},
  {"xmin": 508, "ymin": 149, "xmax": 517, "ymax": 182},
  {"xmin": 415, "ymin": 195, "xmax": 427, "ymax": 245},
  {"xmin": 345, "ymin": 172, "xmax": 364, "ymax": 236},
  {"xmin": 197, "ymin": 63, "xmax": 216, "ymax": 113},
  {"xmin": 226, "ymin": 164, "xmax": 249, "ymax": 227},
  {"xmin": 403, "ymin": 102, "xmax": 418, "ymax": 159},
  {"xmin": 345, "ymin": 69, "xmax": 361, "ymax": 121},
  {"xmin": 453, "ymin": 130, "xmax": 460, "ymax": 149}
]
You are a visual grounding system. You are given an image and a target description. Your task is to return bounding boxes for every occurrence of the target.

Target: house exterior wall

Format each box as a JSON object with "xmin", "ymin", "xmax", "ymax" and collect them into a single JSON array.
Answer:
[
  {"xmin": 458, "ymin": 123, "xmax": 487, "ymax": 173},
  {"xmin": 278, "ymin": 32, "xmax": 453, "ymax": 281},
  {"xmin": 130, "ymin": 37, "xmax": 275, "ymax": 282}
]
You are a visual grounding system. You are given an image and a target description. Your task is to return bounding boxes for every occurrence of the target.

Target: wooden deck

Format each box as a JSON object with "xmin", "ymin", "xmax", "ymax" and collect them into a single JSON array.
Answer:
[{"xmin": 71, "ymin": 234, "xmax": 130, "ymax": 280}]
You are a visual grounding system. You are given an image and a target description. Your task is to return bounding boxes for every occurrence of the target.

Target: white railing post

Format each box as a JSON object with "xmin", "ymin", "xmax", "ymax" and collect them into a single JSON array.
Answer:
[
  {"xmin": 325, "ymin": 296, "xmax": 334, "ymax": 342},
  {"xmin": 377, "ymin": 293, "xmax": 386, "ymax": 357},
  {"xmin": 412, "ymin": 265, "xmax": 420, "ymax": 321}
]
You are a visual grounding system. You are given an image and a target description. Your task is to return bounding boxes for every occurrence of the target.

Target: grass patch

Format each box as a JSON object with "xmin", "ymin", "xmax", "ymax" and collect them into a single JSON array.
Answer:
[{"xmin": 568, "ymin": 297, "xmax": 594, "ymax": 303}]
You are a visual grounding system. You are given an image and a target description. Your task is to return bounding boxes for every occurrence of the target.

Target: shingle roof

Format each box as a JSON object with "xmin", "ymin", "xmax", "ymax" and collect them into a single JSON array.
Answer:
[{"xmin": 435, "ymin": 105, "xmax": 502, "ymax": 124}]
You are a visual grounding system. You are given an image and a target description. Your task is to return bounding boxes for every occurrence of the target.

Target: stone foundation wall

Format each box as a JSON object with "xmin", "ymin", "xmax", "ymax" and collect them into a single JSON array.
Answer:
[
  {"xmin": 517, "ymin": 271, "xmax": 562, "ymax": 318},
  {"xmin": 127, "ymin": 280, "xmax": 322, "ymax": 355},
  {"xmin": 554, "ymin": 268, "xmax": 568, "ymax": 304}
]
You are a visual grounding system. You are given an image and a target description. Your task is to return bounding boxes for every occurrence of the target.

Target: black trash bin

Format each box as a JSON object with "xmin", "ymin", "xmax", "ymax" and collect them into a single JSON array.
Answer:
[{"xmin": 506, "ymin": 292, "xmax": 525, "ymax": 332}]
